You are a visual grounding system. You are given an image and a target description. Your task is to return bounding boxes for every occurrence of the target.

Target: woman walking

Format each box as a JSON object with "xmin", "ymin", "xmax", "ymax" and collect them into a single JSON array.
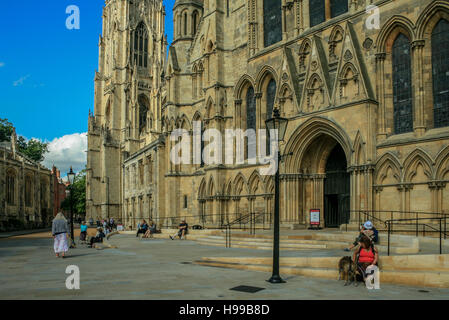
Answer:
[{"xmin": 52, "ymin": 212, "xmax": 69, "ymax": 258}]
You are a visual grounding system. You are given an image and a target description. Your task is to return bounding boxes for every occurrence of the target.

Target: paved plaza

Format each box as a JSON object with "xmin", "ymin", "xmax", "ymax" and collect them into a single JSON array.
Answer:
[{"xmin": 0, "ymin": 230, "xmax": 449, "ymax": 300}]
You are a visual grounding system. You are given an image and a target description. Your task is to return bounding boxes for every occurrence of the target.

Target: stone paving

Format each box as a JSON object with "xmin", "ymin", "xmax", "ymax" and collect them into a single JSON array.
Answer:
[{"xmin": 0, "ymin": 231, "xmax": 449, "ymax": 300}]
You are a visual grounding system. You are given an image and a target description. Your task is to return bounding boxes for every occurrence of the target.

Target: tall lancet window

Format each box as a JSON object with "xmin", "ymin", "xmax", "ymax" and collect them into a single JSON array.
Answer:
[
  {"xmin": 263, "ymin": 0, "xmax": 282, "ymax": 47},
  {"xmin": 138, "ymin": 95, "xmax": 149, "ymax": 134},
  {"xmin": 432, "ymin": 19, "xmax": 449, "ymax": 128},
  {"xmin": 310, "ymin": 0, "xmax": 325, "ymax": 27},
  {"xmin": 266, "ymin": 79, "xmax": 276, "ymax": 155},
  {"xmin": 392, "ymin": 33, "xmax": 413, "ymax": 134},
  {"xmin": 133, "ymin": 22, "xmax": 149, "ymax": 68},
  {"xmin": 246, "ymin": 87, "xmax": 256, "ymax": 159}
]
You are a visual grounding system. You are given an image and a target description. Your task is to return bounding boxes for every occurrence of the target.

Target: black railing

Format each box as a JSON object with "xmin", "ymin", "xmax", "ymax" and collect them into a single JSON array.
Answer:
[
  {"xmin": 224, "ymin": 212, "xmax": 272, "ymax": 248},
  {"xmin": 386, "ymin": 216, "xmax": 449, "ymax": 255}
]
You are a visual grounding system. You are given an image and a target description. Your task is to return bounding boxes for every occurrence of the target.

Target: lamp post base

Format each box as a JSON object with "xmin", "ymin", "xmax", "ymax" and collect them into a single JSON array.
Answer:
[{"xmin": 267, "ymin": 275, "xmax": 286, "ymax": 284}]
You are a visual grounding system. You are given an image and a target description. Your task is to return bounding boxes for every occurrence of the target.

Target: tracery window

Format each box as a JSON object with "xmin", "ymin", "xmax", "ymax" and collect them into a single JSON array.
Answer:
[
  {"xmin": 263, "ymin": 0, "xmax": 282, "ymax": 47},
  {"xmin": 133, "ymin": 22, "xmax": 149, "ymax": 68},
  {"xmin": 392, "ymin": 33, "xmax": 413, "ymax": 134},
  {"xmin": 432, "ymin": 19, "xmax": 449, "ymax": 128}
]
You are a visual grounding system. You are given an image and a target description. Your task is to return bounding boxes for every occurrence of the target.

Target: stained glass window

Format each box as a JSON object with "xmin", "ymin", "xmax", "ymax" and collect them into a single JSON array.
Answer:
[
  {"xmin": 432, "ymin": 19, "xmax": 449, "ymax": 128},
  {"xmin": 392, "ymin": 33, "xmax": 413, "ymax": 134},
  {"xmin": 266, "ymin": 79, "xmax": 276, "ymax": 155},
  {"xmin": 331, "ymin": 0, "xmax": 348, "ymax": 18},
  {"xmin": 310, "ymin": 0, "xmax": 325, "ymax": 27},
  {"xmin": 263, "ymin": 0, "xmax": 282, "ymax": 47},
  {"xmin": 133, "ymin": 22, "xmax": 148, "ymax": 68},
  {"xmin": 138, "ymin": 95, "xmax": 149, "ymax": 133}
]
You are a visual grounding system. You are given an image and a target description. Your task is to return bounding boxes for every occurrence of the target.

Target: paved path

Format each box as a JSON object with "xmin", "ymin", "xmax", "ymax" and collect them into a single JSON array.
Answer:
[{"xmin": 0, "ymin": 232, "xmax": 448, "ymax": 299}]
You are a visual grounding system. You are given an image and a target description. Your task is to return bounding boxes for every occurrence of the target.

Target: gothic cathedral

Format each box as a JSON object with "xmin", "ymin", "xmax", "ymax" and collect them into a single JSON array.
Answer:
[{"xmin": 87, "ymin": 0, "xmax": 449, "ymax": 230}]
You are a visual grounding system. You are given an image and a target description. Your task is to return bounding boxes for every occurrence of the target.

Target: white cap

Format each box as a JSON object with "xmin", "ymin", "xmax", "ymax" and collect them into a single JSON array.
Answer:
[{"xmin": 364, "ymin": 221, "xmax": 373, "ymax": 230}]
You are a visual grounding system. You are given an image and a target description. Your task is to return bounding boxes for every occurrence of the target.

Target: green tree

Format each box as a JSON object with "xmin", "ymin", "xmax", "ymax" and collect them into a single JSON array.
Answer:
[
  {"xmin": 0, "ymin": 118, "xmax": 14, "ymax": 142},
  {"xmin": 61, "ymin": 169, "xmax": 86, "ymax": 216},
  {"xmin": 0, "ymin": 118, "xmax": 48, "ymax": 163},
  {"xmin": 17, "ymin": 138, "xmax": 49, "ymax": 163}
]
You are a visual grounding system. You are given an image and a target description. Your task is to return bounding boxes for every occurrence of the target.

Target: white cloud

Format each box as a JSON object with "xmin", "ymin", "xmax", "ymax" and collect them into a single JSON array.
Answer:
[
  {"xmin": 43, "ymin": 132, "xmax": 87, "ymax": 176},
  {"xmin": 13, "ymin": 74, "xmax": 30, "ymax": 86},
  {"xmin": 0, "ymin": 62, "xmax": 4, "ymax": 67}
]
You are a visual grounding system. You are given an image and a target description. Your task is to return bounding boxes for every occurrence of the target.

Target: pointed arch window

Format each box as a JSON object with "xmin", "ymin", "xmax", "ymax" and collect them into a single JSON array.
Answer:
[
  {"xmin": 432, "ymin": 19, "xmax": 449, "ymax": 128},
  {"xmin": 246, "ymin": 87, "xmax": 256, "ymax": 131},
  {"xmin": 310, "ymin": 0, "xmax": 325, "ymax": 27},
  {"xmin": 138, "ymin": 95, "xmax": 149, "ymax": 134},
  {"xmin": 25, "ymin": 175, "xmax": 33, "ymax": 207},
  {"xmin": 133, "ymin": 22, "xmax": 149, "ymax": 68},
  {"xmin": 263, "ymin": 0, "xmax": 282, "ymax": 47},
  {"xmin": 6, "ymin": 170, "xmax": 15, "ymax": 205},
  {"xmin": 266, "ymin": 79, "xmax": 276, "ymax": 155},
  {"xmin": 392, "ymin": 33, "xmax": 413, "ymax": 134}
]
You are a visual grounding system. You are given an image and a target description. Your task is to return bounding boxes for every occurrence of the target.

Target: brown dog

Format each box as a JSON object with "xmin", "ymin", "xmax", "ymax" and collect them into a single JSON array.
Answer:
[{"xmin": 338, "ymin": 256, "xmax": 356, "ymax": 286}]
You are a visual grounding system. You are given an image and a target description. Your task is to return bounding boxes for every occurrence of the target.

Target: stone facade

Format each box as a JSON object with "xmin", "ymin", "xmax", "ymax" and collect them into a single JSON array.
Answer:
[
  {"xmin": 87, "ymin": 0, "xmax": 449, "ymax": 229},
  {"xmin": 0, "ymin": 131, "xmax": 55, "ymax": 231}
]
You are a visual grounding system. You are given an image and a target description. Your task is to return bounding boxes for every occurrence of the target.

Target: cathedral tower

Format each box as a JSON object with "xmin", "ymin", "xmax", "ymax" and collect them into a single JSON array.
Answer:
[{"xmin": 87, "ymin": 0, "xmax": 166, "ymax": 221}]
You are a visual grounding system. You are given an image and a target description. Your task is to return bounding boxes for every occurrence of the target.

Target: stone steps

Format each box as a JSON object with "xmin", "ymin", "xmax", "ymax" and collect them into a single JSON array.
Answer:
[
  {"xmin": 190, "ymin": 233, "xmax": 419, "ymax": 254},
  {"xmin": 194, "ymin": 254, "xmax": 449, "ymax": 288}
]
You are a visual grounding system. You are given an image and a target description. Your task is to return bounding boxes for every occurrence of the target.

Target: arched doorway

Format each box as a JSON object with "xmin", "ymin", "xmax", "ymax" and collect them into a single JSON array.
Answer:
[{"xmin": 324, "ymin": 144, "xmax": 350, "ymax": 227}]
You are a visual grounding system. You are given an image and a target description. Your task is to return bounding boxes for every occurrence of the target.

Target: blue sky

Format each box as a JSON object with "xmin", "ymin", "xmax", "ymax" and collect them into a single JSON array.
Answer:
[{"xmin": 0, "ymin": 0, "xmax": 175, "ymax": 142}]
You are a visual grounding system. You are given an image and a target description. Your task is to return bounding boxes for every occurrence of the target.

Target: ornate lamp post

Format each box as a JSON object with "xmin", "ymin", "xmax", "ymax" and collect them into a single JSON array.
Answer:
[
  {"xmin": 265, "ymin": 108, "xmax": 288, "ymax": 284},
  {"xmin": 67, "ymin": 166, "xmax": 76, "ymax": 246}
]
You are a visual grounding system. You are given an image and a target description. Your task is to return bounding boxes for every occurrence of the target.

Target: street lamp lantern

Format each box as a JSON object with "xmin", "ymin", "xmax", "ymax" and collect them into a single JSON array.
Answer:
[
  {"xmin": 265, "ymin": 107, "xmax": 288, "ymax": 284},
  {"xmin": 265, "ymin": 108, "xmax": 288, "ymax": 142},
  {"xmin": 67, "ymin": 166, "xmax": 76, "ymax": 185}
]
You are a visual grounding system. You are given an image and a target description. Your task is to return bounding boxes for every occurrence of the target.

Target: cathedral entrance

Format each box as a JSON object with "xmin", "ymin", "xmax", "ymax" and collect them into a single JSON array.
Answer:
[{"xmin": 324, "ymin": 144, "xmax": 350, "ymax": 227}]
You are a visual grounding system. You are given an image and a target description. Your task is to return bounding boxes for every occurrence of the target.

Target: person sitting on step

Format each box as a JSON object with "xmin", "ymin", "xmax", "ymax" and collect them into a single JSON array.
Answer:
[
  {"xmin": 143, "ymin": 220, "xmax": 157, "ymax": 238},
  {"xmin": 353, "ymin": 235, "xmax": 379, "ymax": 283},
  {"xmin": 344, "ymin": 220, "xmax": 378, "ymax": 251},
  {"xmin": 88, "ymin": 227, "xmax": 106, "ymax": 248},
  {"xmin": 136, "ymin": 219, "xmax": 148, "ymax": 237},
  {"xmin": 170, "ymin": 220, "xmax": 188, "ymax": 240}
]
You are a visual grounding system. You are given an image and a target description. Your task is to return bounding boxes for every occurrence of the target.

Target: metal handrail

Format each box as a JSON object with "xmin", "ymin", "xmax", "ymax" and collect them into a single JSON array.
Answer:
[
  {"xmin": 386, "ymin": 216, "xmax": 449, "ymax": 255},
  {"xmin": 224, "ymin": 212, "xmax": 271, "ymax": 248}
]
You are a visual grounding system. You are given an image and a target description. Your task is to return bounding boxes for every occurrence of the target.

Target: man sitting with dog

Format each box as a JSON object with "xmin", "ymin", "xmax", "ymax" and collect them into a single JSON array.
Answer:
[{"xmin": 344, "ymin": 220, "xmax": 378, "ymax": 252}]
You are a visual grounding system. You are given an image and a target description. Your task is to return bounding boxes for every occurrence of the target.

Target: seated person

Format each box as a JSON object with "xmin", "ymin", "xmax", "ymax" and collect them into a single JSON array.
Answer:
[
  {"xmin": 170, "ymin": 220, "xmax": 188, "ymax": 240},
  {"xmin": 79, "ymin": 221, "xmax": 88, "ymax": 242},
  {"xmin": 353, "ymin": 235, "xmax": 378, "ymax": 282},
  {"xmin": 344, "ymin": 220, "xmax": 378, "ymax": 251},
  {"xmin": 89, "ymin": 227, "xmax": 106, "ymax": 247},
  {"xmin": 136, "ymin": 220, "xmax": 148, "ymax": 237},
  {"xmin": 143, "ymin": 221, "xmax": 157, "ymax": 238}
]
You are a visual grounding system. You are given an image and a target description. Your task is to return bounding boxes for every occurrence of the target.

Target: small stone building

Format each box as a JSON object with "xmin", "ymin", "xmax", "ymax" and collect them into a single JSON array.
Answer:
[{"xmin": 0, "ymin": 130, "xmax": 55, "ymax": 231}]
